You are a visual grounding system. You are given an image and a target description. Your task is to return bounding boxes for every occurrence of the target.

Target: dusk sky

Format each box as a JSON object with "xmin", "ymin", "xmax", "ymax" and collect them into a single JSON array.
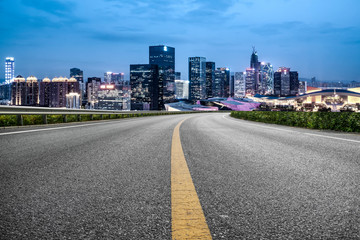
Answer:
[{"xmin": 1, "ymin": 0, "xmax": 359, "ymax": 82}]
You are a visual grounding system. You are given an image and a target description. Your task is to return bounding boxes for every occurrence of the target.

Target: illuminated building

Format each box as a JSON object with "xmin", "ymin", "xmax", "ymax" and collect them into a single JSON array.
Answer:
[
  {"xmin": 175, "ymin": 80, "xmax": 189, "ymax": 100},
  {"xmin": 87, "ymin": 77, "xmax": 102, "ymax": 109},
  {"xmin": 95, "ymin": 84, "xmax": 131, "ymax": 110},
  {"xmin": 130, "ymin": 64, "xmax": 159, "ymax": 110},
  {"xmin": 213, "ymin": 68, "xmax": 230, "ymax": 98},
  {"xmin": 260, "ymin": 62, "xmax": 274, "ymax": 95},
  {"xmin": 40, "ymin": 78, "xmax": 51, "ymax": 107},
  {"xmin": 189, "ymin": 57, "xmax": 206, "ymax": 102},
  {"xmin": 234, "ymin": 72, "xmax": 246, "ymax": 98},
  {"xmin": 274, "ymin": 67, "xmax": 299, "ymax": 96},
  {"xmin": 5, "ymin": 57, "xmax": 15, "ymax": 84},
  {"xmin": 149, "ymin": 45, "xmax": 175, "ymax": 105},
  {"xmin": 250, "ymin": 48, "xmax": 261, "ymax": 93},
  {"xmin": 104, "ymin": 72, "xmax": 125, "ymax": 84},
  {"xmin": 11, "ymin": 75, "xmax": 39, "ymax": 106},
  {"xmin": 11, "ymin": 75, "xmax": 26, "ymax": 105},
  {"xmin": 205, "ymin": 62, "xmax": 215, "ymax": 98},
  {"xmin": 50, "ymin": 77, "xmax": 80, "ymax": 108},
  {"xmin": 245, "ymin": 68, "xmax": 256, "ymax": 96},
  {"xmin": 299, "ymin": 81, "xmax": 307, "ymax": 95},
  {"xmin": 253, "ymin": 87, "xmax": 360, "ymax": 112},
  {"xmin": 70, "ymin": 68, "xmax": 84, "ymax": 103},
  {"xmin": 66, "ymin": 93, "xmax": 80, "ymax": 109}
]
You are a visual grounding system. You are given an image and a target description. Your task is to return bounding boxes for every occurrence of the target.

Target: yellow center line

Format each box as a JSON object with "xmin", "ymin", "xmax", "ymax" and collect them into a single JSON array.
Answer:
[{"xmin": 171, "ymin": 119, "xmax": 212, "ymax": 240}]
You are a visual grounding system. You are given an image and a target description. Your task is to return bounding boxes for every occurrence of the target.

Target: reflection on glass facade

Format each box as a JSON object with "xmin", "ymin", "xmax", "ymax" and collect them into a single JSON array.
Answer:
[
  {"xmin": 245, "ymin": 68, "xmax": 256, "ymax": 96},
  {"xmin": 130, "ymin": 64, "xmax": 159, "ymax": 110},
  {"xmin": 149, "ymin": 45, "xmax": 175, "ymax": 106},
  {"xmin": 274, "ymin": 67, "xmax": 299, "ymax": 96},
  {"xmin": 234, "ymin": 72, "xmax": 246, "ymax": 98},
  {"xmin": 206, "ymin": 62, "xmax": 215, "ymax": 99},
  {"xmin": 189, "ymin": 57, "xmax": 206, "ymax": 102},
  {"xmin": 213, "ymin": 67, "xmax": 230, "ymax": 98},
  {"xmin": 260, "ymin": 62, "xmax": 274, "ymax": 95},
  {"xmin": 5, "ymin": 57, "xmax": 15, "ymax": 84}
]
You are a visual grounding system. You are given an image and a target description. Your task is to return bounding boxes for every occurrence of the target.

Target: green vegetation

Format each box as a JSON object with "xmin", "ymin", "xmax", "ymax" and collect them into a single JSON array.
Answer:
[
  {"xmin": 0, "ymin": 111, "xmax": 197, "ymax": 127},
  {"xmin": 230, "ymin": 111, "xmax": 360, "ymax": 132}
]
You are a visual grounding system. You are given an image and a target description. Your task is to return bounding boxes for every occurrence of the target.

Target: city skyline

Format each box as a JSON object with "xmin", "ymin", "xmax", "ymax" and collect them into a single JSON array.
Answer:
[{"xmin": 1, "ymin": 0, "xmax": 360, "ymax": 82}]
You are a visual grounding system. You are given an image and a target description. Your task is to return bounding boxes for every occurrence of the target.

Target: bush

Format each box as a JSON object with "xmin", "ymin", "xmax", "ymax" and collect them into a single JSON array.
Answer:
[{"xmin": 230, "ymin": 111, "xmax": 360, "ymax": 132}]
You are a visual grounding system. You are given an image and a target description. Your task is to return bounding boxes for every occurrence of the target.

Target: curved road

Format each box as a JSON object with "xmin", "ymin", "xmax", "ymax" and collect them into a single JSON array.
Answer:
[{"xmin": 1, "ymin": 113, "xmax": 359, "ymax": 239}]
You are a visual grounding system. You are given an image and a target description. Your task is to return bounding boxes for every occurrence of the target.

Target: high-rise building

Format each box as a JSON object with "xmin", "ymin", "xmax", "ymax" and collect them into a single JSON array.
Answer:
[
  {"xmin": 104, "ymin": 72, "xmax": 125, "ymax": 84},
  {"xmin": 11, "ymin": 75, "xmax": 26, "ymax": 105},
  {"xmin": 70, "ymin": 68, "xmax": 83, "ymax": 82},
  {"xmin": 175, "ymin": 80, "xmax": 189, "ymax": 100},
  {"xmin": 175, "ymin": 72, "xmax": 181, "ymax": 80},
  {"xmin": 205, "ymin": 62, "xmax": 215, "ymax": 98},
  {"xmin": 50, "ymin": 77, "xmax": 80, "ymax": 108},
  {"xmin": 149, "ymin": 45, "xmax": 175, "ymax": 105},
  {"xmin": 40, "ymin": 78, "xmax": 51, "ymax": 107},
  {"xmin": 260, "ymin": 62, "xmax": 274, "ymax": 95},
  {"xmin": 230, "ymin": 72, "xmax": 235, "ymax": 97},
  {"xmin": 5, "ymin": 57, "xmax": 15, "ymax": 84},
  {"xmin": 299, "ymin": 81, "xmax": 307, "ymax": 95},
  {"xmin": 95, "ymin": 83, "xmax": 131, "ymax": 110},
  {"xmin": 87, "ymin": 77, "xmax": 102, "ymax": 109},
  {"xmin": 213, "ymin": 67, "xmax": 230, "ymax": 98},
  {"xmin": 70, "ymin": 68, "xmax": 85, "ymax": 105},
  {"xmin": 250, "ymin": 48, "xmax": 261, "ymax": 93},
  {"xmin": 234, "ymin": 72, "xmax": 246, "ymax": 98},
  {"xmin": 11, "ymin": 75, "xmax": 39, "ymax": 106},
  {"xmin": 245, "ymin": 68, "xmax": 256, "ymax": 96},
  {"xmin": 274, "ymin": 67, "xmax": 299, "ymax": 96},
  {"xmin": 188, "ymin": 57, "xmax": 206, "ymax": 102},
  {"xmin": 130, "ymin": 64, "xmax": 160, "ymax": 110}
]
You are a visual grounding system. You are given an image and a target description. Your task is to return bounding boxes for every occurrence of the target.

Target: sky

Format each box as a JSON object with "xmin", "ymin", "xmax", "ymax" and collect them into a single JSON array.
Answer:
[{"xmin": 1, "ymin": 0, "xmax": 360, "ymax": 82}]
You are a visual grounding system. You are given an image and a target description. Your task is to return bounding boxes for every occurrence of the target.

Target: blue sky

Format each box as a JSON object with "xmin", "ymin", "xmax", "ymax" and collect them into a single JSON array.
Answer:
[{"xmin": 1, "ymin": 0, "xmax": 360, "ymax": 81}]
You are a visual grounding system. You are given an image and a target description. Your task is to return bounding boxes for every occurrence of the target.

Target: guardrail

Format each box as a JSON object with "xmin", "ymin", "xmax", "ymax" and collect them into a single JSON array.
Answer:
[{"xmin": 0, "ymin": 106, "xmax": 209, "ymax": 127}]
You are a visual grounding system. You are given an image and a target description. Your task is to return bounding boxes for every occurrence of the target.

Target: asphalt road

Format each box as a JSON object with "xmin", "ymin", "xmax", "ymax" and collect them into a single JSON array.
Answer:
[{"xmin": 1, "ymin": 113, "xmax": 359, "ymax": 239}]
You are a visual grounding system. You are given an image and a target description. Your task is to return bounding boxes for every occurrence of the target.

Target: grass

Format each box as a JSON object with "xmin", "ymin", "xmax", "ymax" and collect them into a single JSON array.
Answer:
[{"xmin": 230, "ymin": 111, "xmax": 360, "ymax": 132}]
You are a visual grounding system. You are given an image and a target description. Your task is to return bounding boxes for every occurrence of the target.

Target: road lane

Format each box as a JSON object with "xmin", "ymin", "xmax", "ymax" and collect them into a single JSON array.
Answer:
[
  {"xmin": 1, "ymin": 112, "xmax": 360, "ymax": 239},
  {"xmin": 0, "ymin": 115, "xmax": 190, "ymax": 239},
  {"xmin": 181, "ymin": 113, "xmax": 360, "ymax": 239}
]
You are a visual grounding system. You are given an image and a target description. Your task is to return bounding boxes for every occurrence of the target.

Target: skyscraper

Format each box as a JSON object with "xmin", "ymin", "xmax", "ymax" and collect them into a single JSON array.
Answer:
[
  {"xmin": 149, "ymin": 45, "xmax": 175, "ymax": 105},
  {"xmin": 234, "ymin": 72, "xmax": 246, "ymax": 98},
  {"xmin": 130, "ymin": 64, "xmax": 160, "ymax": 110},
  {"xmin": 245, "ymin": 68, "xmax": 256, "ymax": 96},
  {"xmin": 70, "ymin": 68, "xmax": 83, "ymax": 82},
  {"xmin": 104, "ymin": 72, "xmax": 125, "ymax": 84},
  {"xmin": 260, "ymin": 62, "xmax": 274, "ymax": 95},
  {"xmin": 205, "ymin": 62, "xmax": 215, "ymax": 98},
  {"xmin": 188, "ymin": 57, "xmax": 206, "ymax": 102},
  {"xmin": 213, "ymin": 67, "xmax": 230, "ymax": 98},
  {"xmin": 250, "ymin": 48, "xmax": 261, "ymax": 93},
  {"xmin": 274, "ymin": 67, "xmax": 299, "ymax": 96},
  {"xmin": 5, "ymin": 57, "xmax": 15, "ymax": 84}
]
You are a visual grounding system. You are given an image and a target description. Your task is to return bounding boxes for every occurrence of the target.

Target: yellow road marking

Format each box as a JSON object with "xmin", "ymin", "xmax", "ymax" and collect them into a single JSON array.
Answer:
[{"xmin": 171, "ymin": 119, "xmax": 212, "ymax": 240}]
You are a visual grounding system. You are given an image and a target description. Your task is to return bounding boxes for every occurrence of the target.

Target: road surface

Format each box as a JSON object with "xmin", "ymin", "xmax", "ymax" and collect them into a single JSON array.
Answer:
[{"xmin": 1, "ymin": 113, "xmax": 359, "ymax": 239}]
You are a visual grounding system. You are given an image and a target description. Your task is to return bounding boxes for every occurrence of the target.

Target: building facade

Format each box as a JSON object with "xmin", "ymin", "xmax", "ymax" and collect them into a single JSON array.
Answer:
[
  {"xmin": 205, "ymin": 62, "xmax": 215, "ymax": 99},
  {"xmin": 234, "ymin": 72, "xmax": 246, "ymax": 98},
  {"xmin": 130, "ymin": 64, "xmax": 159, "ymax": 110},
  {"xmin": 5, "ymin": 57, "xmax": 15, "ymax": 84},
  {"xmin": 274, "ymin": 67, "xmax": 299, "ymax": 96},
  {"xmin": 188, "ymin": 57, "xmax": 206, "ymax": 102},
  {"xmin": 149, "ymin": 45, "xmax": 175, "ymax": 105},
  {"xmin": 260, "ymin": 62, "xmax": 274, "ymax": 95}
]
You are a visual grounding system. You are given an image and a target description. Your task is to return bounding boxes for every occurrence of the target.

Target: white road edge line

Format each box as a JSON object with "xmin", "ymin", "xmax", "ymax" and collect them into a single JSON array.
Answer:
[
  {"xmin": 0, "ymin": 119, "xmax": 131, "ymax": 136},
  {"xmin": 223, "ymin": 114, "xmax": 360, "ymax": 144}
]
